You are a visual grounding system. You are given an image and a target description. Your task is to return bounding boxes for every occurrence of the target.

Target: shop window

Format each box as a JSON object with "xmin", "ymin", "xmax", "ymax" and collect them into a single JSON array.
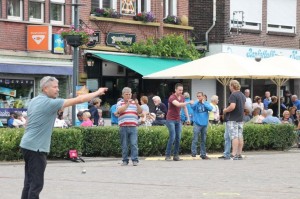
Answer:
[
  {"xmin": 230, "ymin": 0, "xmax": 262, "ymax": 31},
  {"xmin": 50, "ymin": 0, "xmax": 65, "ymax": 25},
  {"xmin": 163, "ymin": 0, "xmax": 177, "ymax": 18},
  {"xmin": 7, "ymin": 0, "xmax": 23, "ymax": 21},
  {"xmin": 91, "ymin": 0, "xmax": 117, "ymax": 11},
  {"xmin": 0, "ymin": 78, "xmax": 34, "ymax": 121},
  {"xmin": 29, "ymin": 0, "xmax": 44, "ymax": 23},
  {"xmin": 136, "ymin": 0, "xmax": 151, "ymax": 13},
  {"xmin": 267, "ymin": 0, "xmax": 296, "ymax": 34},
  {"xmin": 120, "ymin": 0, "xmax": 136, "ymax": 15}
]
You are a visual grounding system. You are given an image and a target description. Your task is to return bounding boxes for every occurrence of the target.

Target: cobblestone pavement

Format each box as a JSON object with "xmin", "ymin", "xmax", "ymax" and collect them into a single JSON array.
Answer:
[{"xmin": 1, "ymin": 150, "xmax": 300, "ymax": 199}]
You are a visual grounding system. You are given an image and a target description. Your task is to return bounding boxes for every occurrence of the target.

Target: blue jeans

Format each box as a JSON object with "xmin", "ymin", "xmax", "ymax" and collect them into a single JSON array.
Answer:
[
  {"xmin": 165, "ymin": 120, "xmax": 182, "ymax": 156},
  {"xmin": 120, "ymin": 126, "xmax": 138, "ymax": 163},
  {"xmin": 224, "ymin": 122, "xmax": 232, "ymax": 158},
  {"xmin": 191, "ymin": 124, "xmax": 208, "ymax": 157}
]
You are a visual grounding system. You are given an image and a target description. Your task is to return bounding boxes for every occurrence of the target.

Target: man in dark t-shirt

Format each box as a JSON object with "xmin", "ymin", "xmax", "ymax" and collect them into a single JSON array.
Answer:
[{"xmin": 222, "ymin": 80, "xmax": 246, "ymax": 160}]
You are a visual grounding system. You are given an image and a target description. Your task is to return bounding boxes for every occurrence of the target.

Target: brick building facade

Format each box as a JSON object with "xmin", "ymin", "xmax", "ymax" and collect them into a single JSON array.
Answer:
[
  {"xmin": 0, "ymin": 0, "xmax": 194, "ymax": 120},
  {"xmin": 189, "ymin": 0, "xmax": 300, "ymax": 108}
]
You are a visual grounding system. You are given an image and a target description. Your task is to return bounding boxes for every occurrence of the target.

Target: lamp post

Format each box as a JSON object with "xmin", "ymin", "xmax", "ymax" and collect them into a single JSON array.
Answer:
[{"xmin": 69, "ymin": 0, "xmax": 85, "ymax": 126}]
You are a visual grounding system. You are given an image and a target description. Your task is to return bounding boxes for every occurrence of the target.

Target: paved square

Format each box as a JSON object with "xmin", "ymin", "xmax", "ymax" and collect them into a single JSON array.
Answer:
[{"xmin": 1, "ymin": 150, "xmax": 300, "ymax": 199}]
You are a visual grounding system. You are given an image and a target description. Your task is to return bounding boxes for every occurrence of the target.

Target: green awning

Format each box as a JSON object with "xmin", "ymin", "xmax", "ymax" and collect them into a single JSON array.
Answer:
[{"xmin": 92, "ymin": 53, "xmax": 188, "ymax": 76}]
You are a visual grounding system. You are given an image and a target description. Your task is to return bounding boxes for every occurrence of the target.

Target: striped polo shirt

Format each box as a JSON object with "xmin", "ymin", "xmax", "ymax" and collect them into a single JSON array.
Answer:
[{"xmin": 117, "ymin": 99, "xmax": 139, "ymax": 126}]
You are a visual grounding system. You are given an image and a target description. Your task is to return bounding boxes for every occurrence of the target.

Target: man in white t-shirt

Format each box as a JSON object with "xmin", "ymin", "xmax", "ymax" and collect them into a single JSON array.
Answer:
[{"xmin": 244, "ymin": 89, "xmax": 252, "ymax": 116}]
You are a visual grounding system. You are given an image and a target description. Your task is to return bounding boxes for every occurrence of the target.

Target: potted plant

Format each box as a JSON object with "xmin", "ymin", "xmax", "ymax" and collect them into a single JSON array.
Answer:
[
  {"xmin": 163, "ymin": 15, "xmax": 181, "ymax": 25},
  {"xmin": 92, "ymin": 8, "xmax": 121, "ymax": 18},
  {"xmin": 57, "ymin": 25, "xmax": 94, "ymax": 47},
  {"xmin": 133, "ymin": 12, "xmax": 155, "ymax": 23}
]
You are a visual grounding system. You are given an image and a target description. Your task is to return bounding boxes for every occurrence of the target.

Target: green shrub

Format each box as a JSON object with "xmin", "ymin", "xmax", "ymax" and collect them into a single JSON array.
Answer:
[
  {"xmin": 0, "ymin": 124, "xmax": 296, "ymax": 161},
  {"xmin": 49, "ymin": 128, "xmax": 83, "ymax": 159},
  {"xmin": 0, "ymin": 128, "xmax": 24, "ymax": 161}
]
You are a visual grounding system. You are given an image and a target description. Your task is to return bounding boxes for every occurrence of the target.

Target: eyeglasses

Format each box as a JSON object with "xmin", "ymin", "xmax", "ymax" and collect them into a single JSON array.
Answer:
[{"xmin": 197, "ymin": 96, "xmax": 202, "ymax": 97}]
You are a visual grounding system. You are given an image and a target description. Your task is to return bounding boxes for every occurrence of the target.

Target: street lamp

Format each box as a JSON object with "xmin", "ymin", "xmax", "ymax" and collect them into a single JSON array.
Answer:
[{"xmin": 85, "ymin": 53, "xmax": 95, "ymax": 67}]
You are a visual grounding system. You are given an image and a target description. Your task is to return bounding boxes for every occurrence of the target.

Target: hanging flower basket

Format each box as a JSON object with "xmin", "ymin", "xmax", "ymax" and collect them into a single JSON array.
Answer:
[
  {"xmin": 57, "ymin": 25, "xmax": 95, "ymax": 47},
  {"xmin": 65, "ymin": 35, "xmax": 83, "ymax": 47}
]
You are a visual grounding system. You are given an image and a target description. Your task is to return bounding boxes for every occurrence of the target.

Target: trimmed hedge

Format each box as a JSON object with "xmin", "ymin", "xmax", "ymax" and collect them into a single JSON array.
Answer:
[{"xmin": 0, "ymin": 124, "xmax": 296, "ymax": 161}]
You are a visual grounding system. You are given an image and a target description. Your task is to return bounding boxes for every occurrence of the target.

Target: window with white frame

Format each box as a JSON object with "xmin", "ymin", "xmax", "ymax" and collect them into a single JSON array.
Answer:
[
  {"xmin": 163, "ymin": 0, "xmax": 177, "ymax": 18},
  {"xmin": 267, "ymin": 0, "xmax": 296, "ymax": 33},
  {"xmin": 7, "ymin": 0, "xmax": 23, "ymax": 21},
  {"xmin": 50, "ymin": 0, "xmax": 64, "ymax": 25},
  {"xmin": 136, "ymin": 0, "xmax": 151, "ymax": 14},
  {"xmin": 91, "ymin": 0, "xmax": 117, "ymax": 11},
  {"xmin": 230, "ymin": 0, "xmax": 262, "ymax": 31},
  {"xmin": 29, "ymin": 0, "xmax": 44, "ymax": 23}
]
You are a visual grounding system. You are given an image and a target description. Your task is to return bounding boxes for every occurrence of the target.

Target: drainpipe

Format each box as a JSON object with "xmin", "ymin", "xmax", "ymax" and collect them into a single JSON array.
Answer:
[{"xmin": 205, "ymin": 0, "xmax": 216, "ymax": 52}]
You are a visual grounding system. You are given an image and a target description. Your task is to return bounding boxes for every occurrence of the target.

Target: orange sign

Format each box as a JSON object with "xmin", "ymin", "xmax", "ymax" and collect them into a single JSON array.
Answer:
[{"xmin": 27, "ymin": 25, "xmax": 49, "ymax": 51}]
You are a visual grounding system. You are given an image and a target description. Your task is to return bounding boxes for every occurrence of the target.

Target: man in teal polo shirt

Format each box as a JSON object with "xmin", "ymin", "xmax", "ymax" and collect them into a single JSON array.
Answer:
[{"xmin": 20, "ymin": 76, "xmax": 107, "ymax": 199}]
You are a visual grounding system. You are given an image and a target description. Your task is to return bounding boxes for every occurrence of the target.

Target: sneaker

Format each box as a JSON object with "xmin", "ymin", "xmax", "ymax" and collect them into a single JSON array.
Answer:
[
  {"xmin": 191, "ymin": 154, "xmax": 196, "ymax": 157},
  {"xmin": 218, "ymin": 154, "xmax": 234, "ymax": 159},
  {"xmin": 233, "ymin": 155, "xmax": 240, "ymax": 160},
  {"xmin": 132, "ymin": 161, "xmax": 138, "ymax": 166},
  {"xmin": 173, "ymin": 156, "xmax": 183, "ymax": 161},
  {"xmin": 237, "ymin": 154, "xmax": 243, "ymax": 160},
  {"xmin": 121, "ymin": 161, "xmax": 128, "ymax": 166},
  {"xmin": 201, "ymin": 156, "xmax": 211, "ymax": 160},
  {"xmin": 224, "ymin": 156, "xmax": 233, "ymax": 160},
  {"xmin": 165, "ymin": 156, "xmax": 172, "ymax": 161}
]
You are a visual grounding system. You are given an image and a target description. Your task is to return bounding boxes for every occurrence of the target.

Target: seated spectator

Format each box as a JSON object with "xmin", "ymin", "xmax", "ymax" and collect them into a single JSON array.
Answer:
[
  {"xmin": 289, "ymin": 106, "xmax": 298, "ymax": 125},
  {"xmin": 281, "ymin": 110, "xmax": 293, "ymax": 124},
  {"xmin": 13, "ymin": 112, "xmax": 26, "ymax": 128},
  {"xmin": 243, "ymin": 109, "xmax": 251, "ymax": 123},
  {"xmin": 262, "ymin": 109, "xmax": 281, "ymax": 124},
  {"xmin": 252, "ymin": 96, "xmax": 264, "ymax": 113},
  {"xmin": 76, "ymin": 111, "xmax": 84, "ymax": 126},
  {"xmin": 7, "ymin": 112, "xmax": 16, "ymax": 128},
  {"xmin": 97, "ymin": 109, "xmax": 105, "ymax": 126},
  {"xmin": 249, "ymin": 107, "xmax": 264, "ymax": 124},
  {"xmin": 54, "ymin": 111, "xmax": 68, "ymax": 128},
  {"xmin": 152, "ymin": 96, "xmax": 167, "ymax": 126},
  {"xmin": 81, "ymin": 111, "xmax": 93, "ymax": 127}
]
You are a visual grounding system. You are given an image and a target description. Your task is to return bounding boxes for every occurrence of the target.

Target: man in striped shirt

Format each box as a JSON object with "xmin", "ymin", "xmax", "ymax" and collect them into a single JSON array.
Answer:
[{"xmin": 117, "ymin": 87, "xmax": 142, "ymax": 166}]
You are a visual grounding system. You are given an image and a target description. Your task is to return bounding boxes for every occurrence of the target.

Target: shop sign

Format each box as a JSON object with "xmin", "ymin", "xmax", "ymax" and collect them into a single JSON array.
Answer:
[
  {"xmin": 86, "ymin": 31, "xmax": 100, "ymax": 48},
  {"xmin": 52, "ymin": 34, "xmax": 64, "ymax": 54},
  {"xmin": 223, "ymin": 44, "xmax": 300, "ymax": 60},
  {"xmin": 27, "ymin": 25, "xmax": 50, "ymax": 51},
  {"xmin": 106, "ymin": 32, "xmax": 136, "ymax": 46}
]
